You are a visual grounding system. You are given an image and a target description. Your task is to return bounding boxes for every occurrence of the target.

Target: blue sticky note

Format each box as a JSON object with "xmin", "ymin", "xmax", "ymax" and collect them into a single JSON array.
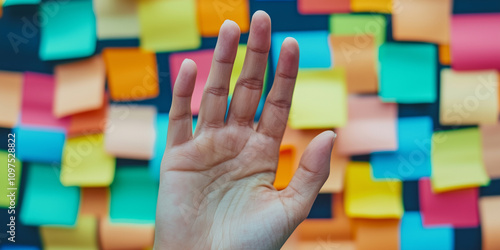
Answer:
[
  {"xmin": 110, "ymin": 167, "xmax": 159, "ymax": 224},
  {"xmin": 371, "ymin": 117, "xmax": 433, "ymax": 180},
  {"xmin": 3, "ymin": 0, "xmax": 40, "ymax": 6},
  {"xmin": 20, "ymin": 164, "xmax": 80, "ymax": 226},
  {"xmin": 271, "ymin": 31, "xmax": 332, "ymax": 69},
  {"xmin": 400, "ymin": 212, "xmax": 454, "ymax": 250},
  {"xmin": 15, "ymin": 126, "xmax": 65, "ymax": 164},
  {"xmin": 39, "ymin": 0, "xmax": 96, "ymax": 60},
  {"xmin": 379, "ymin": 43, "xmax": 437, "ymax": 103},
  {"xmin": 307, "ymin": 193, "xmax": 332, "ymax": 219},
  {"xmin": 0, "ymin": 246, "xmax": 40, "ymax": 250}
]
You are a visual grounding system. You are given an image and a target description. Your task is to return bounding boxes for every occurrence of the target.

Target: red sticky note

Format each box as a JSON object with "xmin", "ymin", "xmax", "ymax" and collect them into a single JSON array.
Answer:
[
  {"xmin": 169, "ymin": 49, "xmax": 214, "ymax": 115},
  {"xmin": 419, "ymin": 178, "xmax": 479, "ymax": 228},
  {"xmin": 298, "ymin": 0, "xmax": 350, "ymax": 14},
  {"xmin": 21, "ymin": 72, "xmax": 70, "ymax": 130}
]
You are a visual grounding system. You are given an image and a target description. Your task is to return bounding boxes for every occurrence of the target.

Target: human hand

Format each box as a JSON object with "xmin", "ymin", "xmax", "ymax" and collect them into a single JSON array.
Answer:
[{"xmin": 154, "ymin": 11, "xmax": 336, "ymax": 250}]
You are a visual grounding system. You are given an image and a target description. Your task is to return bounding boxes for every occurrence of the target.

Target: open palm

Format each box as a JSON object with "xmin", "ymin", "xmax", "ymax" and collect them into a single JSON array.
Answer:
[{"xmin": 154, "ymin": 11, "xmax": 336, "ymax": 250}]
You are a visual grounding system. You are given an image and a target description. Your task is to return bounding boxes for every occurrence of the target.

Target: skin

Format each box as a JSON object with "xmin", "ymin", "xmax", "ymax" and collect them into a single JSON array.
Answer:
[{"xmin": 154, "ymin": 11, "xmax": 336, "ymax": 250}]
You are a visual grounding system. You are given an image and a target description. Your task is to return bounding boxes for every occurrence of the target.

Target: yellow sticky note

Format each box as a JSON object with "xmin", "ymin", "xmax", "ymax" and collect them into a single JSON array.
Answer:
[
  {"xmin": 0, "ymin": 151, "xmax": 22, "ymax": 208},
  {"xmin": 61, "ymin": 134, "xmax": 116, "ymax": 187},
  {"xmin": 289, "ymin": 69, "xmax": 347, "ymax": 129},
  {"xmin": 93, "ymin": 0, "xmax": 140, "ymax": 39},
  {"xmin": 351, "ymin": 0, "xmax": 392, "ymax": 13},
  {"xmin": 431, "ymin": 128, "xmax": 490, "ymax": 192},
  {"xmin": 345, "ymin": 162, "xmax": 403, "ymax": 218},
  {"xmin": 40, "ymin": 215, "xmax": 98, "ymax": 250},
  {"xmin": 440, "ymin": 69, "xmax": 499, "ymax": 125},
  {"xmin": 138, "ymin": 0, "xmax": 200, "ymax": 52},
  {"xmin": 229, "ymin": 44, "xmax": 268, "ymax": 96}
]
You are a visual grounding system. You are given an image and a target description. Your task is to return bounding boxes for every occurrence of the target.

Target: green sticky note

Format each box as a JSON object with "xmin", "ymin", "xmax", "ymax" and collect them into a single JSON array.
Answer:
[
  {"xmin": 39, "ymin": 0, "xmax": 96, "ymax": 61},
  {"xmin": 110, "ymin": 167, "xmax": 158, "ymax": 224},
  {"xmin": 3, "ymin": 0, "xmax": 40, "ymax": 6},
  {"xmin": 0, "ymin": 151, "xmax": 22, "ymax": 208},
  {"xmin": 138, "ymin": 0, "xmax": 200, "ymax": 52},
  {"xmin": 378, "ymin": 43, "xmax": 437, "ymax": 103},
  {"xmin": 20, "ymin": 164, "xmax": 80, "ymax": 226},
  {"xmin": 431, "ymin": 128, "xmax": 490, "ymax": 192},
  {"xmin": 330, "ymin": 14, "xmax": 386, "ymax": 45},
  {"xmin": 289, "ymin": 69, "xmax": 347, "ymax": 129}
]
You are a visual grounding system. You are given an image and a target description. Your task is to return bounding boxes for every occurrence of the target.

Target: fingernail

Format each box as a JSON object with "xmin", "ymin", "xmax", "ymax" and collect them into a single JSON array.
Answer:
[{"xmin": 332, "ymin": 131, "xmax": 337, "ymax": 147}]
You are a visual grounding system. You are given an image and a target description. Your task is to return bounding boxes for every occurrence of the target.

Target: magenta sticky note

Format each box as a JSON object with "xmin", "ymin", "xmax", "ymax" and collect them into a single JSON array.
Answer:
[
  {"xmin": 451, "ymin": 14, "xmax": 500, "ymax": 71},
  {"xmin": 21, "ymin": 72, "xmax": 70, "ymax": 130},
  {"xmin": 419, "ymin": 178, "xmax": 479, "ymax": 228},
  {"xmin": 169, "ymin": 49, "xmax": 214, "ymax": 115}
]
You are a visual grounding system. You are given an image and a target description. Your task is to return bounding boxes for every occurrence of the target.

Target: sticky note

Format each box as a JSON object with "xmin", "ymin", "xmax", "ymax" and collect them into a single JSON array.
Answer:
[
  {"xmin": 3, "ymin": 0, "xmax": 39, "ymax": 6},
  {"xmin": 431, "ymin": 128, "xmax": 490, "ymax": 192},
  {"xmin": 138, "ymin": 0, "xmax": 200, "ymax": 52},
  {"xmin": 61, "ymin": 134, "xmax": 115, "ymax": 187},
  {"xmin": 0, "ymin": 71, "xmax": 22, "ymax": 128},
  {"xmin": 479, "ymin": 196, "xmax": 500, "ymax": 250},
  {"xmin": 67, "ymin": 95, "xmax": 108, "ymax": 137},
  {"xmin": 379, "ymin": 43, "xmax": 437, "ymax": 103},
  {"xmin": 229, "ymin": 45, "xmax": 269, "ymax": 95},
  {"xmin": 392, "ymin": 0, "xmax": 451, "ymax": 44},
  {"xmin": 480, "ymin": 124, "xmax": 500, "ymax": 178},
  {"xmin": 20, "ymin": 163, "xmax": 80, "ymax": 226},
  {"xmin": 288, "ymin": 69, "xmax": 347, "ymax": 129},
  {"xmin": 439, "ymin": 44, "xmax": 451, "ymax": 65},
  {"xmin": 105, "ymin": 105, "xmax": 156, "ymax": 160},
  {"xmin": 400, "ymin": 212, "xmax": 454, "ymax": 250},
  {"xmin": 21, "ymin": 72, "xmax": 70, "ymax": 130},
  {"xmin": 109, "ymin": 167, "xmax": 158, "ymax": 224},
  {"xmin": 440, "ymin": 69, "xmax": 498, "ymax": 125},
  {"xmin": 353, "ymin": 219, "xmax": 399, "ymax": 250},
  {"xmin": 330, "ymin": 14, "xmax": 387, "ymax": 45},
  {"xmin": 419, "ymin": 178, "xmax": 479, "ymax": 227},
  {"xmin": 273, "ymin": 145, "xmax": 295, "ymax": 190},
  {"xmin": 170, "ymin": 49, "xmax": 214, "ymax": 115},
  {"xmin": 298, "ymin": 0, "xmax": 350, "ymax": 14},
  {"xmin": 336, "ymin": 95, "xmax": 397, "ymax": 155},
  {"xmin": 40, "ymin": 215, "xmax": 98, "ymax": 250},
  {"xmin": 0, "ymin": 151, "xmax": 22, "ymax": 208},
  {"xmin": 93, "ymin": 0, "xmax": 140, "ymax": 39},
  {"xmin": 80, "ymin": 187, "xmax": 108, "ymax": 218},
  {"xmin": 272, "ymin": 31, "xmax": 332, "ymax": 69},
  {"xmin": 371, "ymin": 117, "xmax": 433, "ymax": 180},
  {"xmin": 15, "ymin": 126, "xmax": 65, "ymax": 163},
  {"xmin": 39, "ymin": 0, "xmax": 96, "ymax": 60},
  {"xmin": 150, "ymin": 114, "xmax": 168, "ymax": 180},
  {"xmin": 331, "ymin": 35, "xmax": 378, "ymax": 94},
  {"xmin": 103, "ymin": 48, "xmax": 159, "ymax": 101},
  {"xmin": 100, "ymin": 217, "xmax": 155, "ymax": 250},
  {"xmin": 351, "ymin": 0, "xmax": 391, "ymax": 13},
  {"xmin": 451, "ymin": 14, "xmax": 500, "ymax": 71},
  {"xmin": 198, "ymin": 0, "xmax": 249, "ymax": 36},
  {"xmin": 345, "ymin": 162, "xmax": 403, "ymax": 218},
  {"xmin": 54, "ymin": 56, "xmax": 105, "ymax": 118}
]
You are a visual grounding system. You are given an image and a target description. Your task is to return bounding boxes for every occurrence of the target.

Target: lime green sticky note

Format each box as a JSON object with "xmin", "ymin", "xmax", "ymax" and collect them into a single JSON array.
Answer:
[
  {"xmin": 329, "ymin": 14, "xmax": 387, "ymax": 45},
  {"xmin": 138, "ymin": 0, "xmax": 200, "ymax": 52},
  {"xmin": 431, "ymin": 128, "xmax": 490, "ymax": 192},
  {"xmin": 229, "ymin": 45, "xmax": 269, "ymax": 96},
  {"xmin": 110, "ymin": 167, "xmax": 158, "ymax": 224},
  {"xmin": 289, "ymin": 69, "xmax": 347, "ymax": 129},
  {"xmin": 0, "ymin": 151, "xmax": 22, "ymax": 208},
  {"xmin": 39, "ymin": 0, "xmax": 96, "ymax": 61},
  {"xmin": 20, "ymin": 164, "xmax": 80, "ymax": 226},
  {"xmin": 61, "ymin": 134, "xmax": 116, "ymax": 187}
]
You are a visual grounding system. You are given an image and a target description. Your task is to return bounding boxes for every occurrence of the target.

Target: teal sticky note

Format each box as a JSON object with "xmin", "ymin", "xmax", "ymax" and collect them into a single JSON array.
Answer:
[
  {"xmin": 3, "ymin": 0, "xmax": 40, "ymax": 6},
  {"xmin": 110, "ymin": 167, "xmax": 158, "ymax": 224},
  {"xmin": 39, "ymin": 0, "xmax": 96, "ymax": 61},
  {"xmin": 20, "ymin": 163, "xmax": 80, "ymax": 226},
  {"xmin": 400, "ymin": 212, "xmax": 453, "ymax": 250},
  {"xmin": 15, "ymin": 126, "xmax": 65, "ymax": 164},
  {"xmin": 379, "ymin": 43, "xmax": 437, "ymax": 103}
]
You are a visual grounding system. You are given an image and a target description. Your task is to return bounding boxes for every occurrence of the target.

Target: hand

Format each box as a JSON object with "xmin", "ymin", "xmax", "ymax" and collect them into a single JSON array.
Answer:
[{"xmin": 154, "ymin": 11, "xmax": 336, "ymax": 250}]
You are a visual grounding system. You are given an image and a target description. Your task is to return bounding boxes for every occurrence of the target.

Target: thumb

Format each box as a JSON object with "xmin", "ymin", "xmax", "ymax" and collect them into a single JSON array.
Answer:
[{"xmin": 280, "ymin": 130, "xmax": 336, "ymax": 223}]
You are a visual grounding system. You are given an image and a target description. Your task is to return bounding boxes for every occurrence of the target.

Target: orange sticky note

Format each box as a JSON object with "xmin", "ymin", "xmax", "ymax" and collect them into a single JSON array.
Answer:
[
  {"xmin": 353, "ymin": 219, "xmax": 399, "ymax": 250},
  {"xmin": 0, "ymin": 71, "xmax": 23, "ymax": 128},
  {"xmin": 103, "ymin": 48, "xmax": 159, "ymax": 101},
  {"xmin": 479, "ymin": 196, "xmax": 500, "ymax": 250},
  {"xmin": 99, "ymin": 217, "xmax": 155, "ymax": 250},
  {"xmin": 439, "ymin": 44, "xmax": 451, "ymax": 65},
  {"xmin": 274, "ymin": 145, "xmax": 296, "ymax": 190},
  {"xmin": 297, "ymin": 0, "xmax": 351, "ymax": 14},
  {"xmin": 68, "ymin": 95, "xmax": 108, "ymax": 137},
  {"xmin": 351, "ymin": 0, "xmax": 391, "ymax": 13},
  {"xmin": 480, "ymin": 124, "xmax": 500, "ymax": 179},
  {"xmin": 198, "ymin": 0, "xmax": 250, "ymax": 37},
  {"xmin": 392, "ymin": 0, "xmax": 451, "ymax": 44},
  {"xmin": 54, "ymin": 56, "xmax": 105, "ymax": 117},
  {"xmin": 80, "ymin": 187, "xmax": 109, "ymax": 218},
  {"xmin": 331, "ymin": 35, "xmax": 378, "ymax": 94}
]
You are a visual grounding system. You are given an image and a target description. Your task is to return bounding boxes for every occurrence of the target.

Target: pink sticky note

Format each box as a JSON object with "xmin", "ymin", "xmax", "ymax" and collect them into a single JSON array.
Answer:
[
  {"xmin": 298, "ymin": 0, "xmax": 350, "ymax": 14},
  {"xmin": 21, "ymin": 72, "xmax": 70, "ymax": 130},
  {"xmin": 336, "ymin": 95, "xmax": 397, "ymax": 155},
  {"xmin": 419, "ymin": 178, "xmax": 479, "ymax": 228},
  {"xmin": 169, "ymin": 49, "xmax": 214, "ymax": 115},
  {"xmin": 451, "ymin": 14, "xmax": 500, "ymax": 71}
]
